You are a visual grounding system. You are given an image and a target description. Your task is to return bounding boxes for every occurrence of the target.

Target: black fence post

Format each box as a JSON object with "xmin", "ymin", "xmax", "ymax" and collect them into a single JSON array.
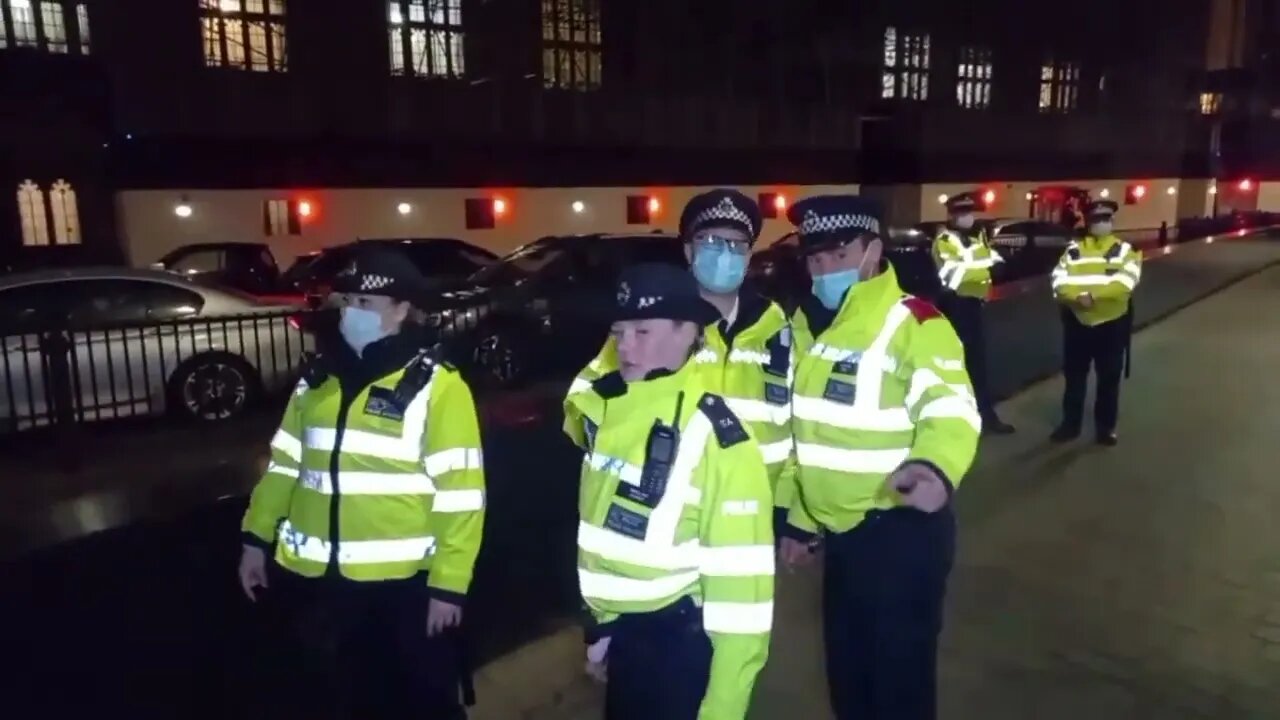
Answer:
[{"xmin": 39, "ymin": 330, "xmax": 82, "ymax": 473}]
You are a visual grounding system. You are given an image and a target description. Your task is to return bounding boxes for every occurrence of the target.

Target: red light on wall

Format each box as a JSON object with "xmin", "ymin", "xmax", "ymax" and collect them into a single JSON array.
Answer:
[
  {"xmin": 774, "ymin": 194, "xmax": 787, "ymax": 211},
  {"xmin": 1238, "ymin": 179, "xmax": 1254, "ymax": 191},
  {"xmin": 493, "ymin": 198, "xmax": 508, "ymax": 216},
  {"xmin": 758, "ymin": 192, "xmax": 787, "ymax": 219},
  {"xmin": 981, "ymin": 189, "xmax": 996, "ymax": 207},
  {"xmin": 297, "ymin": 200, "xmax": 314, "ymax": 218},
  {"xmin": 1125, "ymin": 183, "xmax": 1148, "ymax": 205},
  {"xmin": 647, "ymin": 197, "xmax": 661, "ymax": 214},
  {"xmin": 1133, "ymin": 184, "xmax": 1146, "ymax": 199}
]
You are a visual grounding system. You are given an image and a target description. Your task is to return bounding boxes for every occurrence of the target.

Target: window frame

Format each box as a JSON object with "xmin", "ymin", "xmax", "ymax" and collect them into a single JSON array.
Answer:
[
  {"xmin": 881, "ymin": 26, "xmax": 931, "ymax": 101},
  {"xmin": 956, "ymin": 46, "xmax": 993, "ymax": 110},
  {"xmin": 541, "ymin": 0, "xmax": 603, "ymax": 91},
  {"xmin": 0, "ymin": 1, "xmax": 90, "ymax": 55},
  {"xmin": 388, "ymin": 0, "xmax": 465, "ymax": 79},
  {"xmin": 199, "ymin": 0, "xmax": 288, "ymax": 74},
  {"xmin": 1038, "ymin": 59, "xmax": 1080, "ymax": 114}
]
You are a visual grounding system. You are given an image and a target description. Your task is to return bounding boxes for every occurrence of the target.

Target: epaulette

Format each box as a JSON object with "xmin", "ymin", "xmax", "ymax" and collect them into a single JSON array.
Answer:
[
  {"xmin": 697, "ymin": 393, "xmax": 750, "ymax": 448},
  {"xmin": 1104, "ymin": 242, "xmax": 1124, "ymax": 260},
  {"xmin": 392, "ymin": 347, "xmax": 441, "ymax": 405},
  {"xmin": 902, "ymin": 297, "xmax": 943, "ymax": 323},
  {"xmin": 591, "ymin": 371, "xmax": 628, "ymax": 399}
]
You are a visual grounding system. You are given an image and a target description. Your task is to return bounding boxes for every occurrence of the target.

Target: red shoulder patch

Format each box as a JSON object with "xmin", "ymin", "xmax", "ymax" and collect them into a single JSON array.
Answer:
[{"xmin": 902, "ymin": 297, "xmax": 942, "ymax": 323}]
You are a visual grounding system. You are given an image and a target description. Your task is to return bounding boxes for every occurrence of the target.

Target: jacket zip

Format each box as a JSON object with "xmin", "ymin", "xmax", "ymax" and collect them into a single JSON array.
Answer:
[{"xmin": 326, "ymin": 392, "xmax": 356, "ymax": 574}]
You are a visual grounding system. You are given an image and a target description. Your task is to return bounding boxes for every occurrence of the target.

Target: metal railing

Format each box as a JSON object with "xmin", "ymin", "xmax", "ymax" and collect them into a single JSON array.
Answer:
[{"xmin": 2, "ymin": 310, "xmax": 311, "ymax": 435}]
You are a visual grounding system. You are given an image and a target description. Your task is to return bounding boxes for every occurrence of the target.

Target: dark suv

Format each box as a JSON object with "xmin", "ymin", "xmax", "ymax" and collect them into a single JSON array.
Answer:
[
  {"xmin": 282, "ymin": 238, "xmax": 498, "ymax": 307},
  {"xmin": 441, "ymin": 232, "xmax": 687, "ymax": 390}
]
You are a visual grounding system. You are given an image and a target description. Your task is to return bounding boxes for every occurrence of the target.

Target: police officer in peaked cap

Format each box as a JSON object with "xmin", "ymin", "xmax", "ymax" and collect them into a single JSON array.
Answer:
[
  {"xmin": 239, "ymin": 245, "xmax": 487, "ymax": 719},
  {"xmin": 566, "ymin": 189, "xmax": 801, "ymax": 541},
  {"xmin": 1050, "ymin": 198, "xmax": 1142, "ymax": 446},
  {"xmin": 570, "ymin": 262, "xmax": 776, "ymax": 719},
  {"xmin": 779, "ymin": 195, "xmax": 981, "ymax": 720},
  {"xmin": 932, "ymin": 191, "xmax": 1014, "ymax": 435}
]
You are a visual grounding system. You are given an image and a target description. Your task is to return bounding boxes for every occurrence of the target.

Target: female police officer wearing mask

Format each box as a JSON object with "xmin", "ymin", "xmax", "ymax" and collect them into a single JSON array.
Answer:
[
  {"xmin": 568, "ymin": 262, "xmax": 775, "ymax": 720},
  {"xmin": 237, "ymin": 247, "xmax": 486, "ymax": 719}
]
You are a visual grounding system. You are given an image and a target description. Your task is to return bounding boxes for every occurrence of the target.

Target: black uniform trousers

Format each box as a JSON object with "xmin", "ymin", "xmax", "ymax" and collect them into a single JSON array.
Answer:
[
  {"xmin": 938, "ymin": 294, "xmax": 998, "ymax": 421},
  {"xmin": 822, "ymin": 507, "xmax": 956, "ymax": 720},
  {"xmin": 267, "ymin": 564, "xmax": 466, "ymax": 720},
  {"xmin": 604, "ymin": 596, "xmax": 713, "ymax": 720},
  {"xmin": 1059, "ymin": 308, "xmax": 1128, "ymax": 434}
]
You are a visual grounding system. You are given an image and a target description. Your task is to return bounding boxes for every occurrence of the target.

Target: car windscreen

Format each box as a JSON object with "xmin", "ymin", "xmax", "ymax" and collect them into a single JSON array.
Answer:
[{"xmin": 468, "ymin": 241, "xmax": 565, "ymax": 285}]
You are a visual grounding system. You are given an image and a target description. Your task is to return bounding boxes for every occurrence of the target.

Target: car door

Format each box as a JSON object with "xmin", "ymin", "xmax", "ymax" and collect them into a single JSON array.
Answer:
[
  {"xmin": 63, "ymin": 279, "xmax": 204, "ymax": 420},
  {"xmin": 166, "ymin": 248, "xmax": 228, "ymax": 287}
]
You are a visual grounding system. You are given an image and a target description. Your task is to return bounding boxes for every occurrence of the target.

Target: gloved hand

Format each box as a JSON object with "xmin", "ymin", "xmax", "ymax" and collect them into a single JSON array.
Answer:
[{"xmin": 585, "ymin": 636, "xmax": 610, "ymax": 683}]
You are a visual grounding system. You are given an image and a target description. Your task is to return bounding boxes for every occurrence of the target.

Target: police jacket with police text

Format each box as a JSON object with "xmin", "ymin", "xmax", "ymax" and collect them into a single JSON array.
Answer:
[
  {"xmin": 784, "ymin": 264, "xmax": 981, "ymax": 539},
  {"xmin": 1051, "ymin": 234, "xmax": 1143, "ymax": 327},
  {"xmin": 568, "ymin": 361, "xmax": 774, "ymax": 720},
  {"xmin": 932, "ymin": 226, "xmax": 1004, "ymax": 299},
  {"xmin": 564, "ymin": 290, "xmax": 799, "ymax": 511},
  {"xmin": 242, "ymin": 332, "xmax": 486, "ymax": 604}
]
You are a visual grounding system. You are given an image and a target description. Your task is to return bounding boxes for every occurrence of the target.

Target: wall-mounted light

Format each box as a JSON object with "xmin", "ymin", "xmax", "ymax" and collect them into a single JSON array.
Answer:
[
  {"xmin": 1025, "ymin": 191, "xmax": 1034, "ymax": 201},
  {"xmin": 1099, "ymin": 188, "xmax": 1111, "ymax": 199},
  {"xmin": 1166, "ymin": 186, "xmax": 1177, "ymax": 196},
  {"xmin": 174, "ymin": 201, "xmax": 193, "ymax": 218},
  {"xmin": 937, "ymin": 194, "xmax": 949, "ymax": 205},
  {"xmin": 571, "ymin": 200, "xmax": 585, "ymax": 214},
  {"xmin": 397, "ymin": 202, "xmax": 412, "ymax": 215},
  {"xmin": 1238, "ymin": 179, "xmax": 1254, "ymax": 191},
  {"xmin": 298, "ymin": 200, "xmax": 314, "ymax": 218},
  {"xmin": 493, "ymin": 198, "xmax": 508, "ymax": 216},
  {"xmin": 1209, "ymin": 185, "xmax": 1219, "ymax": 195}
]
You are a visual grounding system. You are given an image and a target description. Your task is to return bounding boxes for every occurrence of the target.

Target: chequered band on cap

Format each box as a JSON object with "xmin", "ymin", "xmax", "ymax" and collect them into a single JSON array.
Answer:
[
  {"xmin": 690, "ymin": 197, "xmax": 755, "ymax": 237},
  {"xmin": 359, "ymin": 274, "xmax": 394, "ymax": 292},
  {"xmin": 799, "ymin": 209, "xmax": 881, "ymax": 237}
]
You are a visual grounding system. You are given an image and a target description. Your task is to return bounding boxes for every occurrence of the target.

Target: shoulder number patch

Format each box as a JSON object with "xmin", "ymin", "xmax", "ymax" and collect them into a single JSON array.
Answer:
[
  {"xmin": 698, "ymin": 393, "xmax": 750, "ymax": 448},
  {"xmin": 902, "ymin": 296, "xmax": 942, "ymax": 323}
]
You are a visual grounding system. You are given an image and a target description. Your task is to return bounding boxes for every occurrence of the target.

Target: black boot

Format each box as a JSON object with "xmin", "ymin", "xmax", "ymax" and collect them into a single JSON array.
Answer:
[{"xmin": 1095, "ymin": 431, "xmax": 1118, "ymax": 447}]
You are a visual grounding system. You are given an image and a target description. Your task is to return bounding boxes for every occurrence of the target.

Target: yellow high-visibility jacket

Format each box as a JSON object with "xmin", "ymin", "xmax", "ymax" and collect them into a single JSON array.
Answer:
[
  {"xmin": 564, "ymin": 292, "xmax": 799, "ymax": 511},
  {"xmin": 242, "ymin": 345, "xmax": 485, "ymax": 602},
  {"xmin": 785, "ymin": 264, "xmax": 981, "ymax": 536},
  {"xmin": 569, "ymin": 361, "xmax": 773, "ymax": 719},
  {"xmin": 932, "ymin": 227, "xmax": 1004, "ymax": 299},
  {"xmin": 1051, "ymin": 234, "xmax": 1142, "ymax": 326}
]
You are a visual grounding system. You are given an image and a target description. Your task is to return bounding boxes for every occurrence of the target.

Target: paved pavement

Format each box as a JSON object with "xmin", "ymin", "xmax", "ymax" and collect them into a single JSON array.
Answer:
[{"xmin": 492, "ymin": 263, "xmax": 1280, "ymax": 719}]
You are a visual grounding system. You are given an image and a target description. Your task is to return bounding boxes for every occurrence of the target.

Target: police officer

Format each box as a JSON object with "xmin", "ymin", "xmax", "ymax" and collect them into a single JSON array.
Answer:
[
  {"xmin": 778, "ymin": 196, "xmax": 980, "ymax": 720},
  {"xmin": 237, "ymin": 247, "xmax": 485, "ymax": 719},
  {"xmin": 932, "ymin": 191, "xmax": 1013, "ymax": 434},
  {"xmin": 565, "ymin": 189, "xmax": 798, "ymax": 538},
  {"xmin": 568, "ymin": 263, "xmax": 775, "ymax": 720},
  {"xmin": 1050, "ymin": 199, "xmax": 1142, "ymax": 446}
]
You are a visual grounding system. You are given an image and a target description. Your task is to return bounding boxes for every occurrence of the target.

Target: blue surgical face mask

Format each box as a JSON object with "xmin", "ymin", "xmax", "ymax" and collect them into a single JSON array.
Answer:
[
  {"xmin": 812, "ymin": 269, "xmax": 861, "ymax": 310},
  {"xmin": 339, "ymin": 306, "xmax": 388, "ymax": 355},
  {"xmin": 691, "ymin": 245, "xmax": 748, "ymax": 294},
  {"xmin": 953, "ymin": 214, "xmax": 975, "ymax": 230},
  {"xmin": 1089, "ymin": 221, "xmax": 1113, "ymax": 236}
]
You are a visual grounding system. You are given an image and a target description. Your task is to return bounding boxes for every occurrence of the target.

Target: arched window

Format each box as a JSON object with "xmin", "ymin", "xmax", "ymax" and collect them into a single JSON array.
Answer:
[
  {"xmin": 17, "ymin": 180, "xmax": 50, "ymax": 247},
  {"xmin": 49, "ymin": 179, "xmax": 81, "ymax": 245}
]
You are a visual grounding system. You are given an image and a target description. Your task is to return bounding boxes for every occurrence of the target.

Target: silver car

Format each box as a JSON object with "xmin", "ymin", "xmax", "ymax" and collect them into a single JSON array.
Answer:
[{"xmin": 1, "ymin": 267, "xmax": 312, "ymax": 432}]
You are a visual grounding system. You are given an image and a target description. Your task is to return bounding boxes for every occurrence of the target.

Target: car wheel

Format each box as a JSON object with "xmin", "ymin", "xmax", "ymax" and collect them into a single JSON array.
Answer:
[{"xmin": 168, "ymin": 352, "xmax": 260, "ymax": 422}]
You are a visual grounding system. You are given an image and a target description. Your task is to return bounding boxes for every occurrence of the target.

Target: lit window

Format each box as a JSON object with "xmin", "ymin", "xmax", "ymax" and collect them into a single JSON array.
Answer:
[
  {"xmin": 200, "ymin": 0, "xmax": 287, "ymax": 73},
  {"xmin": 389, "ymin": 0, "xmax": 465, "ymax": 79},
  {"xmin": 17, "ymin": 180, "xmax": 50, "ymax": 247},
  {"xmin": 1038, "ymin": 59, "xmax": 1080, "ymax": 113},
  {"xmin": 48, "ymin": 179, "xmax": 80, "ymax": 245},
  {"xmin": 0, "ymin": 0, "xmax": 87, "ymax": 54},
  {"xmin": 881, "ymin": 26, "xmax": 930, "ymax": 101},
  {"xmin": 1199, "ymin": 92, "xmax": 1221, "ymax": 115},
  {"xmin": 263, "ymin": 199, "xmax": 302, "ymax": 236},
  {"xmin": 542, "ymin": 0, "xmax": 602, "ymax": 91},
  {"xmin": 75, "ymin": 2, "xmax": 87, "ymax": 53},
  {"xmin": 956, "ymin": 46, "xmax": 992, "ymax": 109}
]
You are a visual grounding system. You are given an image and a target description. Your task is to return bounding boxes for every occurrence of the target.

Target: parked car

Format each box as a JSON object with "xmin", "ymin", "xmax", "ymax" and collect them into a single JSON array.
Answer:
[
  {"xmin": 150, "ymin": 242, "xmax": 283, "ymax": 296},
  {"xmin": 0, "ymin": 268, "xmax": 309, "ymax": 432},
  {"xmin": 440, "ymin": 232, "xmax": 687, "ymax": 389},
  {"xmin": 282, "ymin": 238, "xmax": 499, "ymax": 308}
]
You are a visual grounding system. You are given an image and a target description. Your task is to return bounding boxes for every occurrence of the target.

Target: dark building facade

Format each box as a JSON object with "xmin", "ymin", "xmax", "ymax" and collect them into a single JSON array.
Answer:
[{"xmin": 1, "ymin": 0, "xmax": 1222, "ymax": 264}]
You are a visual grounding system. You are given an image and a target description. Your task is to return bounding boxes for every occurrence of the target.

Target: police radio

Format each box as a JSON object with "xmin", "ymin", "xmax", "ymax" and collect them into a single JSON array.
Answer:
[
  {"xmin": 614, "ymin": 393, "xmax": 684, "ymax": 508},
  {"xmin": 393, "ymin": 346, "xmax": 440, "ymax": 405}
]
